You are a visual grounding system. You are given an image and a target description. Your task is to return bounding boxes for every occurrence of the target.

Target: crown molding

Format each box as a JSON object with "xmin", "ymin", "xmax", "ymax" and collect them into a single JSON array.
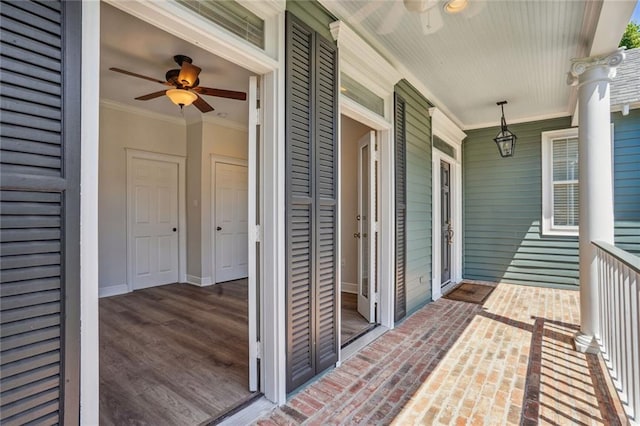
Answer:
[
  {"xmin": 187, "ymin": 114, "xmax": 248, "ymax": 132},
  {"xmin": 100, "ymin": 99, "xmax": 186, "ymax": 126},
  {"xmin": 464, "ymin": 111, "xmax": 572, "ymax": 131},
  {"xmin": 329, "ymin": 21, "xmax": 400, "ymax": 97},
  {"xmin": 429, "ymin": 107, "xmax": 466, "ymax": 145}
]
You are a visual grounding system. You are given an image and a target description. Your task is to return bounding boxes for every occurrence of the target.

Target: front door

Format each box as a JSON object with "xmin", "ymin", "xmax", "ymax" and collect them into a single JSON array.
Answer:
[
  {"xmin": 215, "ymin": 162, "xmax": 249, "ymax": 283},
  {"xmin": 357, "ymin": 131, "xmax": 377, "ymax": 322},
  {"xmin": 130, "ymin": 158, "xmax": 180, "ymax": 290},
  {"xmin": 440, "ymin": 160, "xmax": 452, "ymax": 285}
]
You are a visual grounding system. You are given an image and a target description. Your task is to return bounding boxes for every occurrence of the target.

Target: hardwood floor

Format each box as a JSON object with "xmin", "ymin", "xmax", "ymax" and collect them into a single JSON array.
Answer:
[
  {"xmin": 99, "ymin": 280, "xmax": 255, "ymax": 426},
  {"xmin": 341, "ymin": 292, "xmax": 374, "ymax": 347}
]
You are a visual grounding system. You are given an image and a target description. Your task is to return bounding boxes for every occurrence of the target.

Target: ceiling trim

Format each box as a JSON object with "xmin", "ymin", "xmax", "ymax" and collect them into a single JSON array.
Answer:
[
  {"xmin": 100, "ymin": 99, "xmax": 185, "ymax": 126},
  {"xmin": 187, "ymin": 114, "xmax": 248, "ymax": 132},
  {"xmin": 330, "ymin": 21, "xmax": 400, "ymax": 97},
  {"xmin": 464, "ymin": 111, "xmax": 572, "ymax": 131},
  {"xmin": 105, "ymin": 0, "xmax": 279, "ymax": 74}
]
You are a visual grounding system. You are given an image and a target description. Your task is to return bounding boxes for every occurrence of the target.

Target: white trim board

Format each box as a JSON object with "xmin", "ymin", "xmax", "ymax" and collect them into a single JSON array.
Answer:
[
  {"xmin": 341, "ymin": 282, "xmax": 358, "ymax": 294},
  {"xmin": 98, "ymin": 284, "xmax": 129, "ymax": 298},
  {"xmin": 186, "ymin": 275, "xmax": 214, "ymax": 286}
]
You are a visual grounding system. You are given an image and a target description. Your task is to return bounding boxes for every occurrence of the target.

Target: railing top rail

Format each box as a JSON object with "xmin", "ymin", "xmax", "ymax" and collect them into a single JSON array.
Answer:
[{"xmin": 592, "ymin": 240, "xmax": 640, "ymax": 273}]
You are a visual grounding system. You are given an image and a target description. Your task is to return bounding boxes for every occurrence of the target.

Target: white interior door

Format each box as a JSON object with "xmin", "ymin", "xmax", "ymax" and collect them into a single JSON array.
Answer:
[
  {"xmin": 130, "ymin": 158, "xmax": 179, "ymax": 290},
  {"xmin": 215, "ymin": 163, "xmax": 248, "ymax": 283},
  {"xmin": 357, "ymin": 131, "xmax": 377, "ymax": 322}
]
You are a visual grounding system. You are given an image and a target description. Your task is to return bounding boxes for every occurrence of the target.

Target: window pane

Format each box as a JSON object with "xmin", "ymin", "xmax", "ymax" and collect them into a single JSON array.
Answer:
[
  {"xmin": 552, "ymin": 137, "xmax": 579, "ymax": 181},
  {"xmin": 553, "ymin": 182, "xmax": 579, "ymax": 226}
]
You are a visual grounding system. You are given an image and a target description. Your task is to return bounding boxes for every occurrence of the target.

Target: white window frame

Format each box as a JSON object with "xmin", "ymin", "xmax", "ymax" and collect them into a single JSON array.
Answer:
[{"xmin": 541, "ymin": 128, "xmax": 579, "ymax": 236}]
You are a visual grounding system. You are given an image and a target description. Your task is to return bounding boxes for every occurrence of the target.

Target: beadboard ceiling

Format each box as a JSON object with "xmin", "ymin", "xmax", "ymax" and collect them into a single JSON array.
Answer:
[
  {"xmin": 100, "ymin": 2, "xmax": 251, "ymax": 125},
  {"xmin": 321, "ymin": 0, "xmax": 635, "ymax": 129}
]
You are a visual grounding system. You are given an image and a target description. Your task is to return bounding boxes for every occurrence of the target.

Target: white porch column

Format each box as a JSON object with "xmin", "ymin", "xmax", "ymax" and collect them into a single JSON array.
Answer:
[{"xmin": 567, "ymin": 48, "xmax": 624, "ymax": 353}]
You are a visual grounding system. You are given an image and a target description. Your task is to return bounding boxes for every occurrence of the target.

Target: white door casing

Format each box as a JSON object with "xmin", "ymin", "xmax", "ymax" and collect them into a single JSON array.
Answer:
[
  {"xmin": 126, "ymin": 150, "xmax": 186, "ymax": 292},
  {"xmin": 214, "ymin": 162, "xmax": 249, "ymax": 283},
  {"xmin": 357, "ymin": 131, "xmax": 377, "ymax": 322},
  {"xmin": 247, "ymin": 75, "xmax": 260, "ymax": 392}
]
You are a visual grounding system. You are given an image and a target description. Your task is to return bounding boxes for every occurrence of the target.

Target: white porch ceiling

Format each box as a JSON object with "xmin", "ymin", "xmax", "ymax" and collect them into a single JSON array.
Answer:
[
  {"xmin": 100, "ymin": 3, "xmax": 251, "ymax": 125},
  {"xmin": 322, "ymin": 0, "xmax": 635, "ymax": 129}
]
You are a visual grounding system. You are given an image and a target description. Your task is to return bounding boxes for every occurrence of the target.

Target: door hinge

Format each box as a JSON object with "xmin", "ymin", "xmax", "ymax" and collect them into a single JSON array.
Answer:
[
  {"xmin": 255, "ymin": 106, "xmax": 262, "ymax": 126},
  {"xmin": 374, "ymin": 221, "xmax": 380, "ymax": 233},
  {"xmin": 374, "ymin": 293, "xmax": 380, "ymax": 303},
  {"xmin": 252, "ymin": 224, "xmax": 261, "ymax": 243},
  {"xmin": 256, "ymin": 341, "xmax": 263, "ymax": 359}
]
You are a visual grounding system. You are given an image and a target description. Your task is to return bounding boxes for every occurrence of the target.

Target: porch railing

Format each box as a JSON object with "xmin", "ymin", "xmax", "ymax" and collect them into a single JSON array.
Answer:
[{"xmin": 593, "ymin": 240, "xmax": 640, "ymax": 425}]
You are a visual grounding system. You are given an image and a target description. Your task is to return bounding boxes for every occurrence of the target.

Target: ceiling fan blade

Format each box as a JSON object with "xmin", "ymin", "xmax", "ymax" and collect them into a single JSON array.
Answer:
[
  {"xmin": 109, "ymin": 67, "xmax": 170, "ymax": 85},
  {"xmin": 194, "ymin": 87, "xmax": 247, "ymax": 101},
  {"xmin": 135, "ymin": 90, "xmax": 167, "ymax": 101},
  {"xmin": 193, "ymin": 94, "xmax": 214, "ymax": 113},
  {"xmin": 178, "ymin": 62, "xmax": 202, "ymax": 88}
]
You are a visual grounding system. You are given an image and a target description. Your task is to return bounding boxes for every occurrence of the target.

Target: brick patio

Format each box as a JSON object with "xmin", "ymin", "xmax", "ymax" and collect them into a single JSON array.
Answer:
[{"xmin": 256, "ymin": 282, "xmax": 627, "ymax": 425}]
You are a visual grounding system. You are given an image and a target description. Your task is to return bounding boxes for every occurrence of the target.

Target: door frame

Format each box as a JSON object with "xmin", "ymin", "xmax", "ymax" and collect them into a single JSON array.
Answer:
[
  {"xmin": 126, "ymin": 149, "xmax": 187, "ymax": 292},
  {"xmin": 82, "ymin": 2, "xmax": 287, "ymax": 420},
  {"xmin": 210, "ymin": 155, "xmax": 249, "ymax": 285},
  {"xmin": 429, "ymin": 108, "xmax": 465, "ymax": 300}
]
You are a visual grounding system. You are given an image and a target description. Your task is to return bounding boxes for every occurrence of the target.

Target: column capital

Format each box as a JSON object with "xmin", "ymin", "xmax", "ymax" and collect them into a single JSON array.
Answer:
[{"xmin": 566, "ymin": 48, "xmax": 625, "ymax": 87}]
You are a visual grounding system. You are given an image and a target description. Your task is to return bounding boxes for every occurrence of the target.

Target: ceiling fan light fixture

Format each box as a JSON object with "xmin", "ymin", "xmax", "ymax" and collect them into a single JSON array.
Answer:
[
  {"xmin": 444, "ymin": 0, "xmax": 469, "ymax": 14},
  {"xmin": 166, "ymin": 88, "xmax": 198, "ymax": 107}
]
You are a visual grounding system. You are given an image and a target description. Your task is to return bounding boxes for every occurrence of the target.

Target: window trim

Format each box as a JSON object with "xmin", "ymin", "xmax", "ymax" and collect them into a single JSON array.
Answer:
[{"xmin": 541, "ymin": 128, "xmax": 580, "ymax": 236}]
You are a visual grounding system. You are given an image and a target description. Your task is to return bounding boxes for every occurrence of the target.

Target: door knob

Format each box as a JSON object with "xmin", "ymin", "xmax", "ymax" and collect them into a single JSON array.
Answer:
[
  {"xmin": 353, "ymin": 232, "xmax": 361, "ymax": 239},
  {"xmin": 217, "ymin": 226, "xmax": 222, "ymax": 231}
]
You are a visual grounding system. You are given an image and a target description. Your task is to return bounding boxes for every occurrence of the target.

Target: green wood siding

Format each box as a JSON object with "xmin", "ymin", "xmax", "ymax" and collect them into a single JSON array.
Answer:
[
  {"xmin": 613, "ymin": 109, "xmax": 640, "ymax": 257},
  {"xmin": 463, "ymin": 117, "xmax": 580, "ymax": 289},
  {"xmin": 395, "ymin": 80, "xmax": 432, "ymax": 311},
  {"xmin": 286, "ymin": 0, "xmax": 336, "ymax": 41}
]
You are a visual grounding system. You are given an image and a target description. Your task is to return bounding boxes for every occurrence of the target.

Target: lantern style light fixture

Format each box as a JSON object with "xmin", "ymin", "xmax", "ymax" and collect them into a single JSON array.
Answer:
[
  {"xmin": 493, "ymin": 100, "xmax": 517, "ymax": 157},
  {"xmin": 166, "ymin": 88, "xmax": 198, "ymax": 109}
]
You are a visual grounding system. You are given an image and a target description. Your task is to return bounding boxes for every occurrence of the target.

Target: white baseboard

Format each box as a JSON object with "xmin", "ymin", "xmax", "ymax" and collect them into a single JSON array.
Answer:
[
  {"xmin": 341, "ymin": 282, "xmax": 358, "ymax": 294},
  {"xmin": 186, "ymin": 275, "xmax": 213, "ymax": 286},
  {"xmin": 99, "ymin": 284, "xmax": 129, "ymax": 298}
]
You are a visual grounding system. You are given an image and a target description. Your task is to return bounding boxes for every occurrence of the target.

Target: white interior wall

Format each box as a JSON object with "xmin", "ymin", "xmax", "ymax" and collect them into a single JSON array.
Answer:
[
  {"xmin": 99, "ymin": 103, "xmax": 248, "ymax": 295},
  {"xmin": 98, "ymin": 104, "xmax": 186, "ymax": 295},
  {"xmin": 340, "ymin": 115, "xmax": 372, "ymax": 292}
]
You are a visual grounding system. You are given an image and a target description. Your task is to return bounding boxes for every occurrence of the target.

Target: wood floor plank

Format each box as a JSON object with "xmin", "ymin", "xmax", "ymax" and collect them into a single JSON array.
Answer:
[
  {"xmin": 100, "ymin": 280, "xmax": 254, "ymax": 425},
  {"xmin": 341, "ymin": 292, "xmax": 373, "ymax": 346}
]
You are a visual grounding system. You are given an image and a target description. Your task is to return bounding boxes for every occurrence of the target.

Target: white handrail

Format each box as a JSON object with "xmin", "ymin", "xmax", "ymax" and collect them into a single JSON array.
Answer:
[{"xmin": 593, "ymin": 240, "xmax": 640, "ymax": 425}]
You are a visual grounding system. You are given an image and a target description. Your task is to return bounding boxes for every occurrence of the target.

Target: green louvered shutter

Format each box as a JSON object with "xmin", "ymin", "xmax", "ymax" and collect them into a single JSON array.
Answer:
[
  {"xmin": 394, "ymin": 93, "xmax": 407, "ymax": 321},
  {"xmin": 313, "ymin": 34, "xmax": 338, "ymax": 374},
  {"xmin": 0, "ymin": 0, "xmax": 81, "ymax": 423},
  {"xmin": 285, "ymin": 11, "xmax": 338, "ymax": 393},
  {"xmin": 285, "ymin": 13, "xmax": 315, "ymax": 391}
]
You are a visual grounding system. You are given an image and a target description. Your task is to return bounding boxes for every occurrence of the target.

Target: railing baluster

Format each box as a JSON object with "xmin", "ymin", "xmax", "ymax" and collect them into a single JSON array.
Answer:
[{"xmin": 592, "ymin": 241, "xmax": 640, "ymax": 425}]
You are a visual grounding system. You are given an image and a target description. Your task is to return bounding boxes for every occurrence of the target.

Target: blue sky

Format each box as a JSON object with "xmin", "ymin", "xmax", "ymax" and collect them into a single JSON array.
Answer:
[{"xmin": 632, "ymin": 1, "xmax": 640, "ymax": 23}]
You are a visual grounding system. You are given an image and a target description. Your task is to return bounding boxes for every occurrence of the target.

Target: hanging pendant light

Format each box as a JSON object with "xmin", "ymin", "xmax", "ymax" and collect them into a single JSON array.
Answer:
[{"xmin": 493, "ymin": 101, "xmax": 517, "ymax": 157}]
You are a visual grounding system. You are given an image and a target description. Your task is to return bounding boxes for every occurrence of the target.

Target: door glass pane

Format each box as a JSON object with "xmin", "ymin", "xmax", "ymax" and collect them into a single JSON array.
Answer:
[{"xmin": 361, "ymin": 144, "xmax": 369, "ymax": 298}]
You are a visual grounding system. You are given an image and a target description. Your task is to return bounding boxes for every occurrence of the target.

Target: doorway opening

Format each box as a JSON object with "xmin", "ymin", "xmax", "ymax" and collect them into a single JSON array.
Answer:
[
  {"xmin": 340, "ymin": 115, "xmax": 379, "ymax": 347},
  {"xmin": 97, "ymin": 3, "xmax": 262, "ymax": 423}
]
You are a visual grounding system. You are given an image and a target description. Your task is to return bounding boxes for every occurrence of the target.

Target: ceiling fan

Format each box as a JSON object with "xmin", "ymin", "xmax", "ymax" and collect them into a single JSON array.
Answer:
[{"xmin": 109, "ymin": 55, "xmax": 247, "ymax": 113}]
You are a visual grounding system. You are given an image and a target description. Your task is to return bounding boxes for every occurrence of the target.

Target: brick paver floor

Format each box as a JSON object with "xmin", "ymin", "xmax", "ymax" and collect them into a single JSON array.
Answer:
[{"xmin": 256, "ymin": 282, "xmax": 627, "ymax": 425}]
